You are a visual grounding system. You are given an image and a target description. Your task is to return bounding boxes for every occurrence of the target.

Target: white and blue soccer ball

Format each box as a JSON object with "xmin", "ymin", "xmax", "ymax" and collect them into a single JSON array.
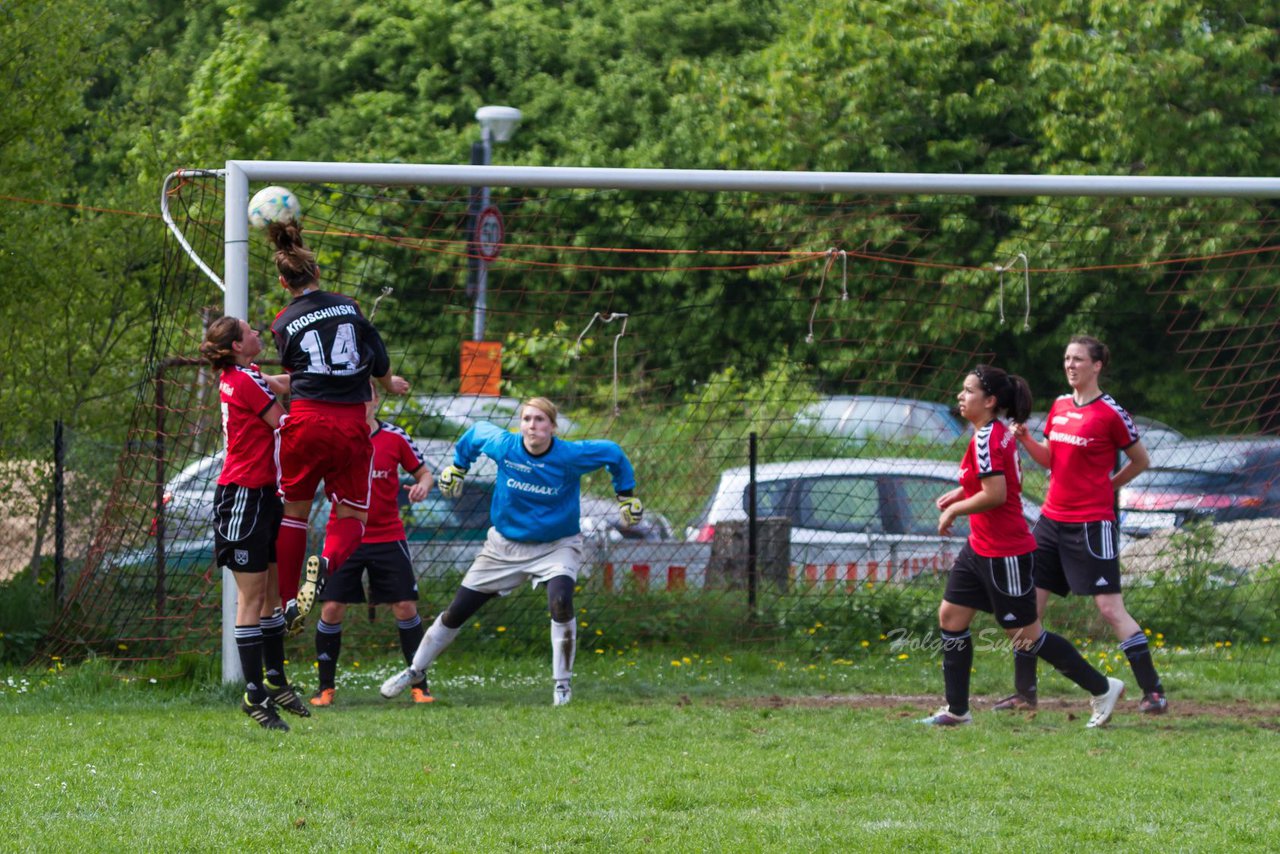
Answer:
[{"xmin": 247, "ymin": 185, "xmax": 300, "ymax": 229}]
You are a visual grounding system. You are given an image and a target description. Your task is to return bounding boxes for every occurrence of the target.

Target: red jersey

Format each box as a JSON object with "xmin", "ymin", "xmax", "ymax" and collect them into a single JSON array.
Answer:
[
  {"xmin": 959, "ymin": 419, "xmax": 1037, "ymax": 558},
  {"xmin": 327, "ymin": 421, "xmax": 426, "ymax": 543},
  {"xmin": 1040, "ymin": 393, "xmax": 1139, "ymax": 523},
  {"xmin": 218, "ymin": 364, "xmax": 278, "ymax": 488}
]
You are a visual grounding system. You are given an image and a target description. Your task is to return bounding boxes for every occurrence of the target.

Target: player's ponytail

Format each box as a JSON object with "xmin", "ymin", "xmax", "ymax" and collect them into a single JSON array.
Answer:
[
  {"xmin": 972, "ymin": 364, "xmax": 1033, "ymax": 424},
  {"xmin": 200, "ymin": 316, "xmax": 242, "ymax": 369},
  {"xmin": 1004, "ymin": 374, "xmax": 1033, "ymax": 424},
  {"xmin": 268, "ymin": 220, "xmax": 318, "ymax": 291}
]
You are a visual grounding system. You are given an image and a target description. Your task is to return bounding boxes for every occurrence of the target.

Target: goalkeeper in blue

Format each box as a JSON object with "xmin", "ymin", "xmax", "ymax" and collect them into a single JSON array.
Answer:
[{"xmin": 380, "ymin": 396, "xmax": 642, "ymax": 706}]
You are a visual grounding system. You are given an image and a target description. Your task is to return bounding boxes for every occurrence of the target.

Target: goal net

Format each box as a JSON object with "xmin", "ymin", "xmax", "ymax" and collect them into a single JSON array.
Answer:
[{"xmin": 39, "ymin": 163, "xmax": 1280, "ymax": 670}]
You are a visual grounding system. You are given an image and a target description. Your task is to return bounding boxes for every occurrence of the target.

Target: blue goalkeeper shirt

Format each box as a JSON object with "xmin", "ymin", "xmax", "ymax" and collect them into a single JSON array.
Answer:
[{"xmin": 453, "ymin": 422, "xmax": 637, "ymax": 543}]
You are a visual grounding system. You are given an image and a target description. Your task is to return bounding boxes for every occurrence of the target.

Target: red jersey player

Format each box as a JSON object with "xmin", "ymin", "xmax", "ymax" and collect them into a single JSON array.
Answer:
[
  {"xmin": 1001, "ymin": 335, "xmax": 1167, "ymax": 716},
  {"xmin": 264, "ymin": 218, "xmax": 410, "ymax": 637},
  {"xmin": 919, "ymin": 364, "xmax": 1123, "ymax": 728},
  {"xmin": 310, "ymin": 387, "xmax": 435, "ymax": 707},
  {"xmin": 200, "ymin": 316, "xmax": 311, "ymax": 731}
]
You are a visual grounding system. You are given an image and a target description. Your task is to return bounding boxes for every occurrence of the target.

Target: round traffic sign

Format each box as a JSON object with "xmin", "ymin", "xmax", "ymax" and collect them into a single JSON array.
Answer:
[{"xmin": 476, "ymin": 206, "xmax": 504, "ymax": 262}]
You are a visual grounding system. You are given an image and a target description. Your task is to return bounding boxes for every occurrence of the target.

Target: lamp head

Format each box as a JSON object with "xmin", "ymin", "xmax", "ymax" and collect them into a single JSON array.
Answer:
[{"xmin": 475, "ymin": 105, "xmax": 522, "ymax": 143}]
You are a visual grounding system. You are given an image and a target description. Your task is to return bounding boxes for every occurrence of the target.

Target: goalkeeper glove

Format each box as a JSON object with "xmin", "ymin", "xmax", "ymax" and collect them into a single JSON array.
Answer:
[
  {"xmin": 438, "ymin": 464, "xmax": 468, "ymax": 498},
  {"xmin": 617, "ymin": 495, "xmax": 644, "ymax": 527}
]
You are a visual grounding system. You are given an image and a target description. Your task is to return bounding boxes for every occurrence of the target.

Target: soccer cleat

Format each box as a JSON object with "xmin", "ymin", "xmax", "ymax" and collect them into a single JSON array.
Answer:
[
  {"xmin": 296, "ymin": 555, "xmax": 327, "ymax": 621},
  {"xmin": 553, "ymin": 682, "xmax": 573, "ymax": 707},
  {"xmin": 283, "ymin": 601, "xmax": 306, "ymax": 637},
  {"xmin": 380, "ymin": 666, "xmax": 423, "ymax": 699},
  {"xmin": 1139, "ymin": 691, "xmax": 1169, "ymax": 715},
  {"xmin": 1086, "ymin": 677, "xmax": 1126, "ymax": 728},
  {"xmin": 265, "ymin": 681, "xmax": 312, "ymax": 718},
  {"xmin": 309, "ymin": 687, "xmax": 336, "ymax": 707},
  {"xmin": 917, "ymin": 706, "xmax": 973, "ymax": 726},
  {"xmin": 991, "ymin": 693, "xmax": 1037, "ymax": 712},
  {"xmin": 410, "ymin": 685, "xmax": 435, "ymax": 704},
  {"xmin": 241, "ymin": 693, "xmax": 289, "ymax": 731}
]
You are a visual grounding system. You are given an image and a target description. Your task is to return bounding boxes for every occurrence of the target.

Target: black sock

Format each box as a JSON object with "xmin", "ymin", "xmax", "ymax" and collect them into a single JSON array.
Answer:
[
  {"xmin": 1032, "ymin": 631, "xmax": 1109, "ymax": 695},
  {"xmin": 235, "ymin": 624, "xmax": 266, "ymax": 703},
  {"xmin": 397, "ymin": 614, "xmax": 426, "ymax": 687},
  {"xmin": 315, "ymin": 619, "xmax": 342, "ymax": 690},
  {"xmin": 260, "ymin": 610, "xmax": 287, "ymax": 688},
  {"xmin": 940, "ymin": 629, "xmax": 973, "ymax": 716},
  {"xmin": 1013, "ymin": 648, "xmax": 1039, "ymax": 702},
  {"xmin": 1120, "ymin": 631, "xmax": 1164, "ymax": 695}
]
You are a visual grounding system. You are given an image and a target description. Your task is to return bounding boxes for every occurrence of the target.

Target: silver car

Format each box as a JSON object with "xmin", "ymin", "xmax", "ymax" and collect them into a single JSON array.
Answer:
[{"xmin": 687, "ymin": 456, "xmax": 1041, "ymax": 544}]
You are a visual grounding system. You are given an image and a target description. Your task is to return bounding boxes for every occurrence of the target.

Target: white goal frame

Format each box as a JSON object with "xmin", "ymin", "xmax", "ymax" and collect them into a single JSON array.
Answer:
[{"xmin": 211, "ymin": 159, "xmax": 1280, "ymax": 682}]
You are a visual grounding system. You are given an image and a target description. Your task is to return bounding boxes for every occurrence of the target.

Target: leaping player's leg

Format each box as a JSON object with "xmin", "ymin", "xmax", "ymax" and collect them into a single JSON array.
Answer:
[
  {"xmin": 232, "ymin": 569, "xmax": 284, "ymax": 729},
  {"xmin": 277, "ymin": 505, "xmax": 312, "ymax": 632},
  {"xmin": 314, "ymin": 417, "xmax": 376, "ymax": 585}
]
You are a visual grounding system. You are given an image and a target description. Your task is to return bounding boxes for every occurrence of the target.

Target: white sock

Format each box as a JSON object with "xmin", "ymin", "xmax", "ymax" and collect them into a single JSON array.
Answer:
[
  {"xmin": 551, "ymin": 618, "xmax": 576, "ymax": 684},
  {"xmin": 411, "ymin": 615, "xmax": 460, "ymax": 673}
]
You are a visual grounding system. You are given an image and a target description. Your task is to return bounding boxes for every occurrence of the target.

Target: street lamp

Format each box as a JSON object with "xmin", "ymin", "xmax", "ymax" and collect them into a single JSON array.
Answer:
[{"xmin": 469, "ymin": 105, "xmax": 521, "ymax": 341}]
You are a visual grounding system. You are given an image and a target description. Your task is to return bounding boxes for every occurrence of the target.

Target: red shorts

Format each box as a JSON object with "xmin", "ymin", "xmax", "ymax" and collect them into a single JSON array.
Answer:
[{"xmin": 277, "ymin": 400, "xmax": 372, "ymax": 509}]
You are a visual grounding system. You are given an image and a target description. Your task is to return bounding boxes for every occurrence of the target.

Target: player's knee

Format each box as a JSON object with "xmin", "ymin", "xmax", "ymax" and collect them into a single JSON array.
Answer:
[
  {"xmin": 390, "ymin": 601, "xmax": 418, "ymax": 621},
  {"xmin": 1093, "ymin": 595, "xmax": 1128, "ymax": 625},
  {"xmin": 548, "ymin": 594, "xmax": 574, "ymax": 624},
  {"xmin": 547, "ymin": 587, "xmax": 574, "ymax": 623}
]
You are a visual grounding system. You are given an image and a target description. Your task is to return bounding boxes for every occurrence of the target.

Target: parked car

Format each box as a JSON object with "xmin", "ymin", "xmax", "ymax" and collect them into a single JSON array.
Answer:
[
  {"xmin": 795, "ymin": 395, "xmax": 966, "ymax": 446},
  {"xmin": 686, "ymin": 457, "xmax": 1042, "ymax": 546},
  {"xmin": 1118, "ymin": 438, "xmax": 1280, "ymax": 536},
  {"xmin": 406, "ymin": 394, "xmax": 577, "ymax": 438}
]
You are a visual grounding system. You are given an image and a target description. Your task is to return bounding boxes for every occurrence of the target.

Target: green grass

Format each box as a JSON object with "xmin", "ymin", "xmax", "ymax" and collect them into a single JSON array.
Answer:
[{"xmin": 2, "ymin": 647, "xmax": 1278, "ymax": 851}]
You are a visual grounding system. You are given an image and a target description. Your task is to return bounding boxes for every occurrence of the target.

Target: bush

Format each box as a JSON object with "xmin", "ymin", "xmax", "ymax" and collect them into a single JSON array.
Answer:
[
  {"xmin": 0, "ymin": 574, "xmax": 55, "ymax": 664},
  {"xmin": 1125, "ymin": 522, "xmax": 1280, "ymax": 646},
  {"xmin": 764, "ymin": 576, "xmax": 943, "ymax": 654}
]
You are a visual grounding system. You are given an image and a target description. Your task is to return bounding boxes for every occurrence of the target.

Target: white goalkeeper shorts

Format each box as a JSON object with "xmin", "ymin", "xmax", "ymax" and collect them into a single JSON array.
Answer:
[{"xmin": 460, "ymin": 528, "xmax": 584, "ymax": 595}]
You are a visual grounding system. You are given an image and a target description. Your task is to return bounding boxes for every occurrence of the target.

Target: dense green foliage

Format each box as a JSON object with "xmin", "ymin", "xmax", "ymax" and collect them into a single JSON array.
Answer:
[
  {"xmin": 3, "ymin": 0, "xmax": 1277, "ymax": 446},
  {"xmin": 2, "ymin": 2, "xmax": 1278, "ymax": 446}
]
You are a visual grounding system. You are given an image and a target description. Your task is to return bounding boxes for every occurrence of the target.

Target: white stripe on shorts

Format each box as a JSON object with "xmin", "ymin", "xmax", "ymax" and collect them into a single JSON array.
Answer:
[{"xmin": 1005, "ymin": 556, "xmax": 1021, "ymax": 597}]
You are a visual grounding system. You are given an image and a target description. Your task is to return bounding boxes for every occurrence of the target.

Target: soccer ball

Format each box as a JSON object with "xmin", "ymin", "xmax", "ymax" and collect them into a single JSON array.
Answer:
[{"xmin": 247, "ymin": 185, "xmax": 299, "ymax": 229}]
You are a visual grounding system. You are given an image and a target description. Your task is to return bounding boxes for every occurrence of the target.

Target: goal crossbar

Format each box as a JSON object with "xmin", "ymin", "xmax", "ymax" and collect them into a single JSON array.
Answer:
[{"xmin": 213, "ymin": 159, "xmax": 1280, "ymax": 681}]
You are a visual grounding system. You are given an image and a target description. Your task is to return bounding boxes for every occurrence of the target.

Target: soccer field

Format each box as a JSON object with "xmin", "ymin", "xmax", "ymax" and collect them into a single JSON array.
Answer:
[{"xmin": 2, "ymin": 650, "xmax": 1278, "ymax": 851}]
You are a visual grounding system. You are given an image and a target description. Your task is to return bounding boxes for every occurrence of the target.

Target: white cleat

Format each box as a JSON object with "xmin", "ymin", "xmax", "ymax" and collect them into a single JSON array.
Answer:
[
  {"xmin": 553, "ymin": 682, "xmax": 572, "ymax": 706},
  {"xmin": 296, "ymin": 555, "xmax": 327, "ymax": 620},
  {"xmin": 380, "ymin": 666, "xmax": 423, "ymax": 699},
  {"xmin": 1086, "ymin": 677, "xmax": 1126, "ymax": 728},
  {"xmin": 917, "ymin": 706, "xmax": 973, "ymax": 726}
]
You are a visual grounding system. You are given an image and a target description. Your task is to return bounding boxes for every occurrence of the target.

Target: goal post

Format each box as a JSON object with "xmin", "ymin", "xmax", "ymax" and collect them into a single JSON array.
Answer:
[{"xmin": 208, "ymin": 160, "xmax": 1280, "ymax": 683}]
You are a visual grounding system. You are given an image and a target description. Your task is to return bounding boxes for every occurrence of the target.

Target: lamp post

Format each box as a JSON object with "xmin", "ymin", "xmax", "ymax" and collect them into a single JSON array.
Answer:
[{"xmin": 469, "ymin": 105, "xmax": 521, "ymax": 341}]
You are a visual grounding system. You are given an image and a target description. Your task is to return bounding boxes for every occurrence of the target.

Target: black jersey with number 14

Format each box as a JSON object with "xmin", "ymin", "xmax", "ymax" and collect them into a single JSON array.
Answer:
[{"xmin": 271, "ymin": 290, "xmax": 391, "ymax": 403}]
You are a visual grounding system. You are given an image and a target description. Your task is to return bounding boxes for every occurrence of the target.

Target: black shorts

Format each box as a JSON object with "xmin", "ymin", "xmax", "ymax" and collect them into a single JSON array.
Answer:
[
  {"xmin": 943, "ymin": 543, "xmax": 1038, "ymax": 628},
  {"xmin": 212, "ymin": 484, "xmax": 282, "ymax": 574},
  {"xmin": 318, "ymin": 540, "xmax": 419, "ymax": 605},
  {"xmin": 1031, "ymin": 516, "xmax": 1122, "ymax": 597}
]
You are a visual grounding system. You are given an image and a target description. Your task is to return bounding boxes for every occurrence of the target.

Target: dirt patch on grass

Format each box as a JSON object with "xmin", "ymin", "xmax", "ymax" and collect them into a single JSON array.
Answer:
[{"xmin": 724, "ymin": 693, "xmax": 1280, "ymax": 725}]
